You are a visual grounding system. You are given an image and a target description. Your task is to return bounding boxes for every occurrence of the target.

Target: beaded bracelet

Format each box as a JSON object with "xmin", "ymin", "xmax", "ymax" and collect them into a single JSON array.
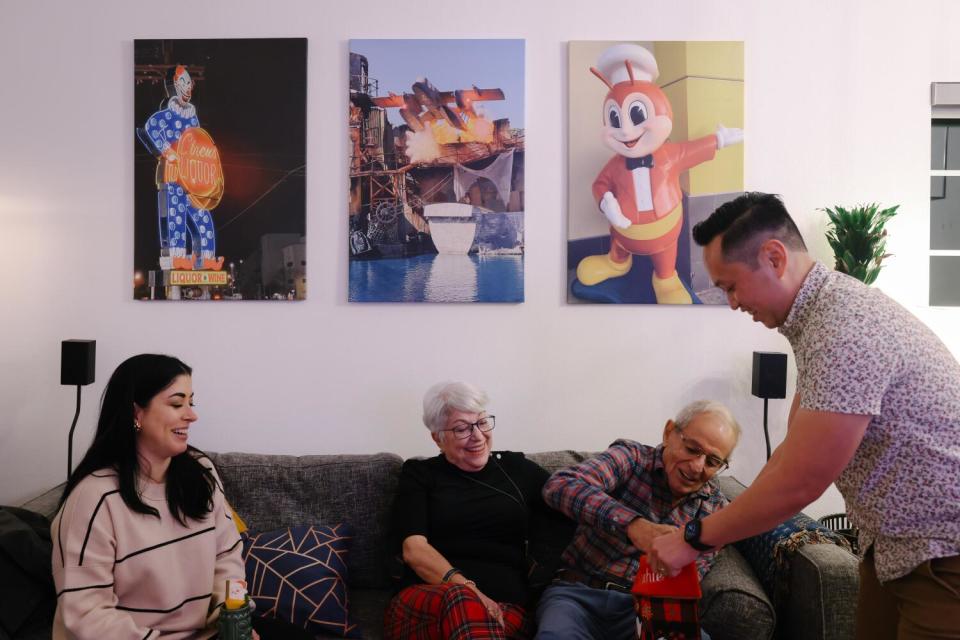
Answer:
[{"xmin": 441, "ymin": 567, "xmax": 462, "ymax": 583}]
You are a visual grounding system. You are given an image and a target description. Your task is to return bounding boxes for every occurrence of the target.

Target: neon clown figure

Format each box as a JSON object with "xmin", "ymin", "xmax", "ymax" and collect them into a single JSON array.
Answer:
[
  {"xmin": 140, "ymin": 65, "xmax": 224, "ymax": 271},
  {"xmin": 577, "ymin": 44, "xmax": 742, "ymax": 303}
]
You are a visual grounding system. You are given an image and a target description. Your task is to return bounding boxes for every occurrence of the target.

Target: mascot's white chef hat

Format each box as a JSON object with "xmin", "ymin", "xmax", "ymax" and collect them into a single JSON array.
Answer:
[{"xmin": 596, "ymin": 43, "xmax": 659, "ymax": 85}]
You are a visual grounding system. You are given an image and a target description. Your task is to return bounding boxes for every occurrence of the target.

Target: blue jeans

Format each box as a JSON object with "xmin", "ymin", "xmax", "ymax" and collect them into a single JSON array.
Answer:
[
  {"xmin": 535, "ymin": 581, "xmax": 636, "ymax": 640},
  {"xmin": 535, "ymin": 581, "xmax": 712, "ymax": 640}
]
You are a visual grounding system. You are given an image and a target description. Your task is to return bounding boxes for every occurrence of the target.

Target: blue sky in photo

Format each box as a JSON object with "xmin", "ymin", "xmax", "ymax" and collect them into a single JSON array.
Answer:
[{"xmin": 350, "ymin": 39, "xmax": 525, "ymax": 129}]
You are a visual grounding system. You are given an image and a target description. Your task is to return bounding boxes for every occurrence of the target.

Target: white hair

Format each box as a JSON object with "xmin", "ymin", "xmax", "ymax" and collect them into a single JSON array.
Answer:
[
  {"xmin": 674, "ymin": 399, "xmax": 742, "ymax": 453},
  {"xmin": 422, "ymin": 381, "xmax": 488, "ymax": 434}
]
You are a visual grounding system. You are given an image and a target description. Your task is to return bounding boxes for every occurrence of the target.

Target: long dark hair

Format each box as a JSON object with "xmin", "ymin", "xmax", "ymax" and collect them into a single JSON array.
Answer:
[{"xmin": 59, "ymin": 354, "xmax": 216, "ymax": 525}]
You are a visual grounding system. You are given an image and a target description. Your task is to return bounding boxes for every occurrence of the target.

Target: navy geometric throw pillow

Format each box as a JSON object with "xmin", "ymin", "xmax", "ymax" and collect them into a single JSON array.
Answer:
[{"xmin": 242, "ymin": 524, "xmax": 361, "ymax": 638}]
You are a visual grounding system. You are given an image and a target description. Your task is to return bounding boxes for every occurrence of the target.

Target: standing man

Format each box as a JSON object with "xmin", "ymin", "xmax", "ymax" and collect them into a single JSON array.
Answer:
[
  {"xmin": 535, "ymin": 400, "xmax": 740, "ymax": 640},
  {"xmin": 650, "ymin": 192, "xmax": 960, "ymax": 639}
]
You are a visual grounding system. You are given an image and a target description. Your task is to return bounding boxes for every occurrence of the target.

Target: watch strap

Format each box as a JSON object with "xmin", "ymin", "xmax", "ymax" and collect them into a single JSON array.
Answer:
[{"xmin": 684, "ymin": 519, "xmax": 714, "ymax": 552}]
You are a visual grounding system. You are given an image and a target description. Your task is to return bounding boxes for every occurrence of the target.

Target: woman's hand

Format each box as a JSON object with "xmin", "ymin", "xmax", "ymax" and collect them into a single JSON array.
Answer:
[
  {"xmin": 400, "ymin": 535, "xmax": 505, "ymax": 625},
  {"xmin": 465, "ymin": 583, "xmax": 504, "ymax": 627}
]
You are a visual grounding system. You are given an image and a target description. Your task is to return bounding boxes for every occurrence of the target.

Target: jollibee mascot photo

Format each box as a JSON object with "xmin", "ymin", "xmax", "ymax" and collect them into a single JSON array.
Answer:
[{"xmin": 574, "ymin": 43, "xmax": 743, "ymax": 303}]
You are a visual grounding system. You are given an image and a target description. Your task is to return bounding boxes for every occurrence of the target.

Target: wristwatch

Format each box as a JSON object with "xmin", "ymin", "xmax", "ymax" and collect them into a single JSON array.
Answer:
[{"xmin": 683, "ymin": 518, "xmax": 714, "ymax": 552}]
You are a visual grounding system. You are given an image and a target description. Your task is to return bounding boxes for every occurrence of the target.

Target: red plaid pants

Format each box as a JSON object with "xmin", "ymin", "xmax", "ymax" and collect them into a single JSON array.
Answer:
[{"xmin": 384, "ymin": 584, "xmax": 533, "ymax": 640}]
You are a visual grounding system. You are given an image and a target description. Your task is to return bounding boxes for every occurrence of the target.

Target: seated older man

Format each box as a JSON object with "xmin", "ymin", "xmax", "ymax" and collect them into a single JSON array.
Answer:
[{"xmin": 534, "ymin": 400, "xmax": 741, "ymax": 640}]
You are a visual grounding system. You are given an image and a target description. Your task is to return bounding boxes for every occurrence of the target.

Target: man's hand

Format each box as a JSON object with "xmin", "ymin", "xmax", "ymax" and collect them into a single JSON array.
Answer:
[
  {"xmin": 626, "ymin": 518, "xmax": 676, "ymax": 554},
  {"xmin": 648, "ymin": 528, "xmax": 699, "ymax": 577},
  {"xmin": 600, "ymin": 191, "xmax": 631, "ymax": 229}
]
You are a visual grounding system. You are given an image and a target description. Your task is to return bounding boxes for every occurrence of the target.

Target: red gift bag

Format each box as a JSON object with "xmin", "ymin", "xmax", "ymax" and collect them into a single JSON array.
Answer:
[{"xmin": 631, "ymin": 556, "xmax": 702, "ymax": 640}]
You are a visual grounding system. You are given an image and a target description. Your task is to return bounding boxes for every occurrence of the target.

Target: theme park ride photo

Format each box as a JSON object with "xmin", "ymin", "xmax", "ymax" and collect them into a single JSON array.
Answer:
[{"xmin": 349, "ymin": 39, "xmax": 525, "ymax": 303}]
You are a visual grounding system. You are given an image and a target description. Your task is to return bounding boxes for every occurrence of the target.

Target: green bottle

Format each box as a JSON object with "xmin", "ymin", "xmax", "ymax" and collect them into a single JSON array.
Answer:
[
  {"xmin": 218, "ymin": 603, "xmax": 253, "ymax": 640},
  {"xmin": 218, "ymin": 579, "xmax": 254, "ymax": 640}
]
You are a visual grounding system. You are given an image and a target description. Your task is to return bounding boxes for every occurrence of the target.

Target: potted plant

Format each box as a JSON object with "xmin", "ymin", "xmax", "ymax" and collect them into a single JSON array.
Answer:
[{"xmin": 822, "ymin": 203, "xmax": 900, "ymax": 285}]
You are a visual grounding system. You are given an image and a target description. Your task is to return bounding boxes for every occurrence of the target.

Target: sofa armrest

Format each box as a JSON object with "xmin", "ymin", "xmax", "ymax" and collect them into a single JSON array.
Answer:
[
  {"xmin": 19, "ymin": 484, "xmax": 65, "ymax": 520},
  {"xmin": 717, "ymin": 475, "xmax": 858, "ymax": 639},
  {"xmin": 700, "ymin": 546, "xmax": 775, "ymax": 640},
  {"xmin": 780, "ymin": 543, "xmax": 858, "ymax": 640}
]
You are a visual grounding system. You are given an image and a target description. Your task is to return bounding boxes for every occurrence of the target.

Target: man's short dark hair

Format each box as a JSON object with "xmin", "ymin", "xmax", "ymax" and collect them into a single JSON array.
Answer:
[{"xmin": 692, "ymin": 192, "xmax": 807, "ymax": 265}]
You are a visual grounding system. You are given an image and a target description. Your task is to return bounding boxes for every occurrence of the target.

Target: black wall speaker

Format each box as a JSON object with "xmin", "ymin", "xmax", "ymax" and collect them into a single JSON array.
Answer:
[
  {"xmin": 752, "ymin": 351, "xmax": 787, "ymax": 399},
  {"xmin": 61, "ymin": 339, "xmax": 96, "ymax": 386}
]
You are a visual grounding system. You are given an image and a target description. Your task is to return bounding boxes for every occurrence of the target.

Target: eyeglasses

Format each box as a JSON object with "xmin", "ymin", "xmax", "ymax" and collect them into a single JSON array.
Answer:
[
  {"xmin": 675, "ymin": 428, "xmax": 729, "ymax": 472},
  {"xmin": 441, "ymin": 415, "xmax": 496, "ymax": 439}
]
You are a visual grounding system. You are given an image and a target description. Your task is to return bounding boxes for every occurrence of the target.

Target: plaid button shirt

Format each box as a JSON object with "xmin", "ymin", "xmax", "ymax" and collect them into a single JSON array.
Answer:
[{"xmin": 543, "ymin": 439, "xmax": 728, "ymax": 582}]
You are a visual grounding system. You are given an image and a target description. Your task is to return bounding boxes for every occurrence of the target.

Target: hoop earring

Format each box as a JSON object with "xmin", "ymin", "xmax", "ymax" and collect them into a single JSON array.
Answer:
[{"xmin": 134, "ymin": 420, "xmax": 142, "ymax": 433}]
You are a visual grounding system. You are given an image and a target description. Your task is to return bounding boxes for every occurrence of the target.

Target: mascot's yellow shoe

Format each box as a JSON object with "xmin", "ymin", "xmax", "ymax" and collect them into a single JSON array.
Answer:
[
  {"xmin": 577, "ymin": 254, "xmax": 632, "ymax": 286},
  {"xmin": 652, "ymin": 272, "xmax": 693, "ymax": 304}
]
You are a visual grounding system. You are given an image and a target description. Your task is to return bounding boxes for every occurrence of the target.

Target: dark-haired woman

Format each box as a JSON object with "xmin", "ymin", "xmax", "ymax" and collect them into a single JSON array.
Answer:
[{"xmin": 51, "ymin": 354, "xmax": 254, "ymax": 640}]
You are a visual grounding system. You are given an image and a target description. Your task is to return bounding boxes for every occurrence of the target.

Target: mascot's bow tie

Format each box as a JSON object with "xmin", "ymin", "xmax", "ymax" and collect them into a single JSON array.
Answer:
[{"xmin": 626, "ymin": 155, "xmax": 654, "ymax": 170}]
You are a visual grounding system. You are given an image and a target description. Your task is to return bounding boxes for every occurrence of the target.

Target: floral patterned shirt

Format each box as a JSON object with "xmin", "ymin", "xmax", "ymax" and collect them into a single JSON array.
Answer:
[{"xmin": 780, "ymin": 261, "xmax": 960, "ymax": 582}]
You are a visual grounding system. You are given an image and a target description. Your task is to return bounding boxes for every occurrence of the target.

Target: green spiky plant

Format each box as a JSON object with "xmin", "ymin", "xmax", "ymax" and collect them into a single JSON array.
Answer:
[{"xmin": 822, "ymin": 203, "xmax": 900, "ymax": 285}]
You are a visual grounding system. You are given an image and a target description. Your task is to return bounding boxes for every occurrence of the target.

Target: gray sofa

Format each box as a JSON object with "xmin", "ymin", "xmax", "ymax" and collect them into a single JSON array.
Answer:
[
  {"xmin": 16, "ymin": 450, "xmax": 858, "ymax": 640},
  {"xmin": 210, "ymin": 450, "xmax": 857, "ymax": 640}
]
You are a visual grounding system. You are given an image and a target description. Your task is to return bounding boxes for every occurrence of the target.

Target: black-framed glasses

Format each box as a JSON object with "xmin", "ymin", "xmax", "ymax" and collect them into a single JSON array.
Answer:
[
  {"xmin": 441, "ymin": 415, "xmax": 496, "ymax": 439},
  {"xmin": 675, "ymin": 428, "xmax": 729, "ymax": 472}
]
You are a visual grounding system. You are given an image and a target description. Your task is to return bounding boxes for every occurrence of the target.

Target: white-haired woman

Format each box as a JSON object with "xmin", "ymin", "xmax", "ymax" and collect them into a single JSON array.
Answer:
[{"xmin": 384, "ymin": 382, "xmax": 564, "ymax": 640}]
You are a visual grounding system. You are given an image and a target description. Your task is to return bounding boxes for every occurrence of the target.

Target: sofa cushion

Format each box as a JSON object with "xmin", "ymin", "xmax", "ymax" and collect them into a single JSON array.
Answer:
[
  {"xmin": 243, "ymin": 524, "xmax": 361, "ymax": 638},
  {"xmin": 527, "ymin": 450, "xmax": 597, "ymax": 474},
  {"xmin": 700, "ymin": 546, "xmax": 775, "ymax": 640},
  {"xmin": 332, "ymin": 588, "xmax": 392, "ymax": 640},
  {"xmin": 210, "ymin": 452, "xmax": 403, "ymax": 589}
]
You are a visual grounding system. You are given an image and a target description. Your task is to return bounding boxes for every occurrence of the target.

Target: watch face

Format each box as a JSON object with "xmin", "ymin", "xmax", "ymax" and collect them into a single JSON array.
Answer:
[{"xmin": 684, "ymin": 520, "xmax": 699, "ymax": 541}]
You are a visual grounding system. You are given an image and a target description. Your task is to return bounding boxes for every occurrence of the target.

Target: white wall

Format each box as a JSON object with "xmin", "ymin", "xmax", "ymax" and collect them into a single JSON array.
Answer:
[{"xmin": 3, "ymin": 0, "xmax": 960, "ymax": 521}]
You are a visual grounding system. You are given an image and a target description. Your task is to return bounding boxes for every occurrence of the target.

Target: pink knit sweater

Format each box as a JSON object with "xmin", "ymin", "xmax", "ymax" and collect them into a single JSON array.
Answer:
[{"xmin": 51, "ymin": 462, "xmax": 244, "ymax": 639}]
